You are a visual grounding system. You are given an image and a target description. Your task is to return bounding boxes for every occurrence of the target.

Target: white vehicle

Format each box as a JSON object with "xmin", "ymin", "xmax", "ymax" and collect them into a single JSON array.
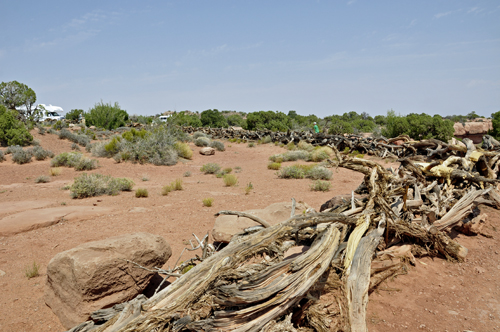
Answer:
[
  {"xmin": 159, "ymin": 115, "xmax": 170, "ymax": 122},
  {"xmin": 38, "ymin": 104, "xmax": 65, "ymax": 121}
]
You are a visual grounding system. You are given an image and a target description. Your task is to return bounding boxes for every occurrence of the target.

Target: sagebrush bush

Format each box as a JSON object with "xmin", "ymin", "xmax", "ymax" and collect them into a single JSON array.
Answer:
[
  {"xmin": 297, "ymin": 140, "xmax": 314, "ymax": 152},
  {"xmin": 283, "ymin": 150, "xmax": 310, "ymax": 162},
  {"xmin": 310, "ymin": 180, "xmax": 331, "ymax": 192},
  {"xmin": 183, "ymin": 171, "xmax": 191, "ymax": 177},
  {"xmin": 70, "ymin": 173, "xmax": 134, "ymax": 198},
  {"xmin": 194, "ymin": 137, "xmax": 211, "ymax": 147},
  {"xmin": 51, "ymin": 152, "xmax": 97, "ymax": 171},
  {"xmin": 200, "ymin": 163, "xmax": 221, "ymax": 174},
  {"xmin": 174, "ymin": 142, "xmax": 193, "ymax": 159},
  {"xmin": 277, "ymin": 165, "xmax": 305, "ymax": 179},
  {"xmin": 0, "ymin": 150, "xmax": 4, "ymax": 162},
  {"xmin": 202, "ymin": 197, "xmax": 214, "ymax": 207},
  {"xmin": 223, "ymin": 174, "xmax": 238, "ymax": 186},
  {"xmin": 71, "ymin": 143, "xmax": 81, "ymax": 151},
  {"xmin": 35, "ymin": 175, "xmax": 50, "ymax": 183},
  {"xmin": 267, "ymin": 162, "xmax": 281, "ymax": 170},
  {"xmin": 193, "ymin": 131, "xmax": 207, "ymax": 139},
  {"xmin": 31, "ymin": 146, "xmax": 54, "ymax": 160},
  {"xmin": 210, "ymin": 140, "xmax": 225, "ymax": 151},
  {"xmin": 50, "ymin": 167, "xmax": 62, "ymax": 176},
  {"xmin": 286, "ymin": 142, "xmax": 295, "ymax": 150},
  {"xmin": 12, "ymin": 149, "xmax": 32, "ymax": 164},
  {"xmin": 58, "ymin": 129, "xmax": 91, "ymax": 147},
  {"xmin": 135, "ymin": 188, "xmax": 148, "ymax": 198},
  {"xmin": 306, "ymin": 166, "xmax": 332, "ymax": 180},
  {"xmin": 74, "ymin": 157, "xmax": 98, "ymax": 171},
  {"xmin": 269, "ymin": 154, "xmax": 284, "ymax": 163},
  {"xmin": 310, "ymin": 147, "xmax": 333, "ymax": 162}
]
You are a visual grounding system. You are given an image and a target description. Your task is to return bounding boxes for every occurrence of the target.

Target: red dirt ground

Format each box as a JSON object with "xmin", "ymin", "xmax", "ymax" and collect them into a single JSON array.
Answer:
[{"xmin": 0, "ymin": 130, "xmax": 499, "ymax": 331}]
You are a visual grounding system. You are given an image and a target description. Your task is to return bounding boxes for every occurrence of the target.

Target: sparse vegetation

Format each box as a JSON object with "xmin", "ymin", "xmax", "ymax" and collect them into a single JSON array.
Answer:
[
  {"xmin": 0, "ymin": 150, "xmax": 4, "ymax": 162},
  {"xmin": 172, "ymin": 178, "xmax": 183, "ymax": 191},
  {"xmin": 267, "ymin": 162, "xmax": 281, "ymax": 170},
  {"xmin": 84, "ymin": 101, "xmax": 129, "ymax": 130},
  {"xmin": 161, "ymin": 185, "xmax": 173, "ymax": 196},
  {"xmin": 311, "ymin": 180, "xmax": 331, "ymax": 191},
  {"xmin": 183, "ymin": 171, "xmax": 191, "ymax": 177},
  {"xmin": 50, "ymin": 167, "xmax": 62, "ymax": 176},
  {"xmin": 234, "ymin": 166, "xmax": 242, "ymax": 173},
  {"xmin": 51, "ymin": 152, "xmax": 98, "ymax": 171},
  {"xmin": 247, "ymin": 142, "xmax": 255, "ymax": 148},
  {"xmin": 174, "ymin": 142, "xmax": 193, "ymax": 159},
  {"xmin": 245, "ymin": 182, "xmax": 253, "ymax": 195},
  {"xmin": 277, "ymin": 165, "xmax": 305, "ymax": 179},
  {"xmin": 35, "ymin": 175, "xmax": 50, "ymax": 183},
  {"xmin": 210, "ymin": 140, "xmax": 225, "ymax": 151},
  {"xmin": 194, "ymin": 136, "xmax": 211, "ymax": 147},
  {"xmin": 24, "ymin": 261, "xmax": 40, "ymax": 279},
  {"xmin": 200, "ymin": 163, "xmax": 221, "ymax": 174},
  {"xmin": 135, "ymin": 188, "xmax": 149, "ymax": 198},
  {"xmin": 306, "ymin": 166, "xmax": 332, "ymax": 180},
  {"xmin": 223, "ymin": 174, "xmax": 238, "ymax": 186},
  {"xmin": 202, "ymin": 197, "xmax": 214, "ymax": 207},
  {"xmin": 70, "ymin": 173, "xmax": 134, "ymax": 198},
  {"xmin": 31, "ymin": 146, "xmax": 54, "ymax": 160},
  {"xmin": 11, "ymin": 148, "xmax": 32, "ymax": 164}
]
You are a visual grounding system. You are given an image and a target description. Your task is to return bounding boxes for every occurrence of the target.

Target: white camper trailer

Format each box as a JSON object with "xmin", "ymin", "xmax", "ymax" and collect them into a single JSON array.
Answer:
[{"xmin": 38, "ymin": 104, "xmax": 65, "ymax": 121}]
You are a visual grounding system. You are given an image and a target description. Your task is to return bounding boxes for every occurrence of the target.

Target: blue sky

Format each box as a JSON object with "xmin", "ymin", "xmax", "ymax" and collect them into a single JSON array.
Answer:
[{"xmin": 1, "ymin": 1, "xmax": 499, "ymax": 118}]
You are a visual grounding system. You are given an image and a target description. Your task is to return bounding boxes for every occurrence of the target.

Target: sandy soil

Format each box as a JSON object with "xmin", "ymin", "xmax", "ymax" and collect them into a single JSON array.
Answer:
[{"xmin": 0, "ymin": 130, "xmax": 499, "ymax": 331}]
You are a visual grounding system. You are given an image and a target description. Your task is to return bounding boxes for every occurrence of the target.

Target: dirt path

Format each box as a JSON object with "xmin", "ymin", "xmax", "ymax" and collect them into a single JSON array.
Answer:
[{"xmin": 0, "ymin": 131, "xmax": 498, "ymax": 331}]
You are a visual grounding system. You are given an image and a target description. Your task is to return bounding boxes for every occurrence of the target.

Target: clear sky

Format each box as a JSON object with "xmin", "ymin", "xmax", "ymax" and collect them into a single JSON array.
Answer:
[{"xmin": 1, "ymin": 1, "xmax": 499, "ymax": 118}]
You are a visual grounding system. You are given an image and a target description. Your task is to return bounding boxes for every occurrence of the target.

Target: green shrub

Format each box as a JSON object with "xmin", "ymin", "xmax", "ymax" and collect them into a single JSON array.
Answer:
[
  {"xmin": 31, "ymin": 146, "xmax": 54, "ymax": 160},
  {"xmin": 192, "ymin": 131, "xmax": 207, "ymax": 139},
  {"xmin": 35, "ymin": 175, "xmax": 50, "ymax": 183},
  {"xmin": 0, "ymin": 150, "xmax": 4, "ymax": 162},
  {"xmin": 297, "ymin": 141, "xmax": 314, "ymax": 152},
  {"xmin": 161, "ymin": 184, "xmax": 173, "ymax": 196},
  {"xmin": 245, "ymin": 110, "xmax": 292, "ymax": 132},
  {"xmin": 37, "ymin": 125, "xmax": 46, "ymax": 135},
  {"xmin": 223, "ymin": 167, "xmax": 232, "ymax": 174},
  {"xmin": 71, "ymin": 143, "xmax": 80, "ymax": 151},
  {"xmin": 269, "ymin": 154, "xmax": 285, "ymax": 163},
  {"xmin": 66, "ymin": 109, "xmax": 84, "ymax": 121},
  {"xmin": 70, "ymin": 173, "xmax": 134, "ymax": 198},
  {"xmin": 183, "ymin": 171, "xmax": 191, "ymax": 177},
  {"xmin": 58, "ymin": 128, "xmax": 91, "ymax": 146},
  {"xmin": 51, "ymin": 152, "xmax": 97, "ymax": 171},
  {"xmin": 286, "ymin": 142, "xmax": 295, "ymax": 150},
  {"xmin": 202, "ymin": 197, "xmax": 214, "ymax": 207},
  {"xmin": 210, "ymin": 140, "xmax": 225, "ymax": 151},
  {"xmin": 200, "ymin": 163, "xmax": 221, "ymax": 174},
  {"xmin": 104, "ymin": 136, "xmax": 122, "ymax": 155},
  {"xmin": 172, "ymin": 178, "xmax": 183, "ymax": 191},
  {"xmin": 0, "ymin": 105, "xmax": 33, "ymax": 146},
  {"xmin": 12, "ymin": 148, "xmax": 32, "ymax": 164},
  {"xmin": 174, "ymin": 142, "xmax": 193, "ymax": 159},
  {"xmin": 200, "ymin": 109, "xmax": 228, "ymax": 128},
  {"xmin": 194, "ymin": 136, "xmax": 211, "ymax": 147},
  {"xmin": 135, "ymin": 188, "xmax": 148, "ymax": 198},
  {"xmin": 310, "ymin": 147, "xmax": 333, "ymax": 162},
  {"xmin": 267, "ymin": 162, "xmax": 281, "ymax": 170},
  {"xmin": 282, "ymin": 150, "xmax": 310, "ymax": 162},
  {"xmin": 277, "ymin": 165, "xmax": 305, "ymax": 179},
  {"xmin": 84, "ymin": 101, "xmax": 128, "ymax": 130},
  {"xmin": 306, "ymin": 166, "xmax": 332, "ymax": 180},
  {"xmin": 223, "ymin": 174, "xmax": 238, "ymax": 186},
  {"xmin": 247, "ymin": 142, "xmax": 255, "ymax": 148},
  {"xmin": 261, "ymin": 135, "xmax": 272, "ymax": 144},
  {"xmin": 74, "ymin": 157, "xmax": 98, "ymax": 171},
  {"xmin": 24, "ymin": 261, "xmax": 40, "ymax": 279},
  {"xmin": 310, "ymin": 180, "xmax": 331, "ymax": 192}
]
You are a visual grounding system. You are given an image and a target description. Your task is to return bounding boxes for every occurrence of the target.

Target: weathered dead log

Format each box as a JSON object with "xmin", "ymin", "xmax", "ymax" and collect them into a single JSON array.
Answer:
[{"xmin": 214, "ymin": 210, "xmax": 271, "ymax": 228}]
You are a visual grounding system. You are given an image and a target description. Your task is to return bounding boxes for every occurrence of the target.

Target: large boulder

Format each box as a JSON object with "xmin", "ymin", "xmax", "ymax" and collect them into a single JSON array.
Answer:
[
  {"xmin": 199, "ymin": 147, "xmax": 215, "ymax": 155},
  {"xmin": 212, "ymin": 201, "xmax": 309, "ymax": 243},
  {"xmin": 45, "ymin": 232, "xmax": 171, "ymax": 329}
]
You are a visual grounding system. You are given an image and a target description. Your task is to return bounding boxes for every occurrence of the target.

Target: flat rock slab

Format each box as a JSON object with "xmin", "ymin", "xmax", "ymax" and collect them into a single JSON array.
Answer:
[
  {"xmin": 212, "ymin": 201, "xmax": 309, "ymax": 243},
  {"xmin": 0, "ymin": 206, "xmax": 113, "ymax": 236},
  {"xmin": 0, "ymin": 200, "xmax": 53, "ymax": 216}
]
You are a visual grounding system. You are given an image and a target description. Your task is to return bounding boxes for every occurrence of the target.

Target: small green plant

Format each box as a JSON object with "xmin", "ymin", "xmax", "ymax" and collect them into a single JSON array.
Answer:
[
  {"xmin": 202, "ymin": 197, "xmax": 214, "ymax": 207},
  {"xmin": 161, "ymin": 185, "xmax": 173, "ymax": 196},
  {"xmin": 135, "ymin": 188, "xmax": 148, "ymax": 198},
  {"xmin": 183, "ymin": 171, "xmax": 191, "ymax": 177},
  {"xmin": 172, "ymin": 178, "xmax": 183, "ymax": 190},
  {"xmin": 310, "ymin": 180, "xmax": 331, "ymax": 192},
  {"xmin": 234, "ymin": 166, "xmax": 242, "ymax": 173},
  {"xmin": 277, "ymin": 165, "xmax": 305, "ymax": 179},
  {"xmin": 223, "ymin": 174, "xmax": 238, "ymax": 186},
  {"xmin": 223, "ymin": 167, "xmax": 232, "ymax": 174},
  {"xmin": 245, "ymin": 182, "xmax": 253, "ymax": 195},
  {"xmin": 24, "ymin": 261, "xmax": 40, "ymax": 279},
  {"xmin": 35, "ymin": 175, "xmax": 50, "ymax": 183},
  {"xmin": 210, "ymin": 140, "xmax": 225, "ymax": 151},
  {"xmin": 174, "ymin": 142, "xmax": 193, "ymax": 159},
  {"xmin": 267, "ymin": 162, "xmax": 281, "ymax": 170},
  {"xmin": 61, "ymin": 202, "xmax": 67, "ymax": 205},
  {"xmin": 247, "ymin": 142, "xmax": 255, "ymax": 148},
  {"xmin": 200, "ymin": 163, "xmax": 221, "ymax": 174}
]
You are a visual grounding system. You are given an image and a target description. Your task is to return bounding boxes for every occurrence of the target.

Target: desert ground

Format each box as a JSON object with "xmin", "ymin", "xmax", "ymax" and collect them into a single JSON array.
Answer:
[{"xmin": 0, "ymin": 130, "xmax": 499, "ymax": 332}]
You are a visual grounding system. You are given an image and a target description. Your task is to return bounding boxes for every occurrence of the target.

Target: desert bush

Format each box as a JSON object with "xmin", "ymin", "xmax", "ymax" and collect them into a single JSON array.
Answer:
[
  {"xmin": 234, "ymin": 166, "xmax": 242, "ymax": 173},
  {"xmin": 245, "ymin": 110, "xmax": 292, "ymax": 132},
  {"xmin": 35, "ymin": 175, "xmax": 50, "ymax": 183},
  {"xmin": 135, "ymin": 188, "xmax": 148, "ymax": 198},
  {"xmin": 50, "ymin": 167, "xmax": 62, "ymax": 176},
  {"xmin": 0, "ymin": 150, "xmax": 4, "ymax": 162},
  {"xmin": 194, "ymin": 136, "xmax": 211, "ymax": 147},
  {"xmin": 269, "ymin": 154, "xmax": 285, "ymax": 163},
  {"xmin": 277, "ymin": 165, "xmax": 305, "ymax": 179},
  {"xmin": 51, "ymin": 152, "xmax": 82, "ymax": 167},
  {"xmin": 310, "ymin": 147, "xmax": 333, "ymax": 162},
  {"xmin": 85, "ymin": 143, "xmax": 92, "ymax": 153},
  {"xmin": 310, "ymin": 180, "xmax": 331, "ymax": 192},
  {"xmin": 223, "ymin": 167, "xmax": 232, "ymax": 174},
  {"xmin": 5, "ymin": 145, "xmax": 23, "ymax": 154},
  {"xmin": 66, "ymin": 109, "xmax": 84, "ymax": 121},
  {"xmin": 210, "ymin": 140, "xmax": 225, "ymax": 151},
  {"xmin": 172, "ymin": 178, "xmax": 183, "ymax": 191},
  {"xmin": 245, "ymin": 182, "xmax": 253, "ymax": 195},
  {"xmin": 84, "ymin": 101, "xmax": 128, "ymax": 130},
  {"xmin": 161, "ymin": 184, "xmax": 173, "ymax": 196},
  {"xmin": 305, "ymin": 166, "xmax": 332, "ymax": 180},
  {"xmin": 24, "ymin": 261, "xmax": 40, "ymax": 279},
  {"xmin": 247, "ymin": 142, "xmax": 255, "ymax": 148},
  {"xmin": 183, "ymin": 171, "xmax": 191, "ymax": 177},
  {"xmin": 192, "ymin": 131, "xmax": 207, "ymax": 139},
  {"xmin": 200, "ymin": 163, "xmax": 221, "ymax": 174},
  {"xmin": 37, "ymin": 125, "xmax": 46, "ymax": 135},
  {"xmin": 201, "ymin": 109, "xmax": 228, "ymax": 128},
  {"xmin": 267, "ymin": 162, "xmax": 281, "ymax": 170},
  {"xmin": 74, "ymin": 157, "xmax": 98, "ymax": 171},
  {"xmin": 12, "ymin": 148, "xmax": 32, "ymax": 164},
  {"xmin": 70, "ymin": 173, "xmax": 134, "ymax": 198},
  {"xmin": 223, "ymin": 174, "xmax": 238, "ymax": 186},
  {"xmin": 202, "ymin": 197, "xmax": 214, "ymax": 207},
  {"xmin": 174, "ymin": 142, "xmax": 193, "ymax": 159},
  {"xmin": 286, "ymin": 142, "xmax": 295, "ymax": 150},
  {"xmin": 261, "ymin": 135, "xmax": 272, "ymax": 144},
  {"xmin": 71, "ymin": 143, "xmax": 81, "ymax": 151},
  {"xmin": 0, "ymin": 105, "xmax": 33, "ymax": 146},
  {"xmin": 283, "ymin": 150, "xmax": 310, "ymax": 162},
  {"xmin": 30, "ymin": 146, "xmax": 54, "ymax": 160},
  {"xmin": 58, "ymin": 128, "xmax": 91, "ymax": 147},
  {"xmin": 297, "ymin": 141, "xmax": 314, "ymax": 152}
]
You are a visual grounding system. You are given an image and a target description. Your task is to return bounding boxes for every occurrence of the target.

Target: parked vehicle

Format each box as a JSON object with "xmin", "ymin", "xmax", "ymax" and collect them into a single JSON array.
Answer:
[{"xmin": 38, "ymin": 104, "xmax": 65, "ymax": 121}]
